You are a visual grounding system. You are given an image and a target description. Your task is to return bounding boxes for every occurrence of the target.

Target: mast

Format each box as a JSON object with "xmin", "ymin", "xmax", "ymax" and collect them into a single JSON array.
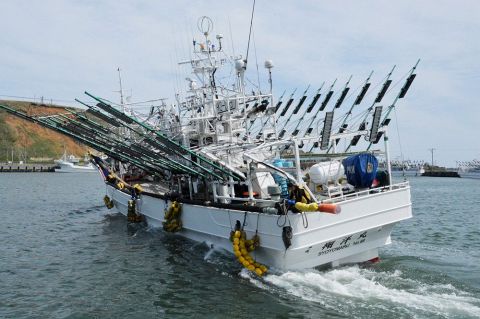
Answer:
[{"xmin": 117, "ymin": 67, "xmax": 125, "ymax": 112}]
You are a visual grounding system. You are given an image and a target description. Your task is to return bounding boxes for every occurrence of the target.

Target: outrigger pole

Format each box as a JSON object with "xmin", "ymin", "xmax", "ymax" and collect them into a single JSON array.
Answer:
[
  {"xmin": 345, "ymin": 65, "xmax": 396, "ymax": 152},
  {"xmin": 367, "ymin": 59, "xmax": 420, "ymax": 149},
  {"xmin": 301, "ymin": 79, "xmax": 337, "ymax": 138},
  {"xmin": 290, "ymin": 82, "xmax": 325, "ymax": 137},
  {"xmin": 333, "ymin": 75, "xmax": 352, "ymax": 110},
  {"xmin": 308, "ymin": 75, "xmax": 352, "ymax": 152},
  {"xmin": 327, "ymin": 71, "xmax": 373, "ymax": 152},
  {"xmin": 277, "ymin": 85, "xmax": 310, "ymax": 138}
]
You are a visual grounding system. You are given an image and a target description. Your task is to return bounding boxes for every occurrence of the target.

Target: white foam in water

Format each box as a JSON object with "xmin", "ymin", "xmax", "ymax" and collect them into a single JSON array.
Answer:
[
  {"xmin": 263, "ymin": 266, "xmax": 480, "ymax": 317},
  {"xmin": 203, "ymin": 246, "xmax": 216, "ymax": 261},
  {"xmin": 239, "ymin": 268, "xmax": 269, "ymax": 290}
]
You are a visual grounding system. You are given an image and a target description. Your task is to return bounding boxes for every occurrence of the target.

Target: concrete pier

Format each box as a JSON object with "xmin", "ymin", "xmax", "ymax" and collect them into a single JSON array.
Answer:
[
  {"xmin": 421, "ymin": 171, "xmax": 460, "ymax": 178},
  {"xmin": 0, "ymin": 163, "xmax": 58, "ymax": 172}
]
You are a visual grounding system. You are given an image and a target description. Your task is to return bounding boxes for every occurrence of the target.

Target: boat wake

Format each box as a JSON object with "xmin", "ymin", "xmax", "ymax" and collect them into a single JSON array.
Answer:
[{"xmin": 242, "ymin": 266, "xmax": 480, "ymax": 318}]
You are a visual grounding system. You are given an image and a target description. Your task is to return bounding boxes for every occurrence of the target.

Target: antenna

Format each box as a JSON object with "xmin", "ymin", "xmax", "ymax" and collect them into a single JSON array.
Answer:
[
  {"xmin": 428, "ymin": 148, "xmax": 436, "ymax": 167},
  {"xmin": 244, "ymin": 0, "xmax": 257, "ymax": 70},
  {"xmin": 117, "ymin": 68, "xmax": 125, "ymax": 112}
]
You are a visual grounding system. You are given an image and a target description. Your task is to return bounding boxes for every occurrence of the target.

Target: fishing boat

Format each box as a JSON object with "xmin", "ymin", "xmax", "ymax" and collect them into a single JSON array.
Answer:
[
  {"xmin": 458, "ymin": 160, "xmax": 480, "ymax": 179},
  {"xmin": 54, "ymin": 150, "xmax": 96, "ymax": 173},
  {"xmin": 0, "ymin": 16, "xmax": 419, "ymax": 273},
  {"xmin": 390, "ymin": 160, "xmax": 426, "ymax": 177}
]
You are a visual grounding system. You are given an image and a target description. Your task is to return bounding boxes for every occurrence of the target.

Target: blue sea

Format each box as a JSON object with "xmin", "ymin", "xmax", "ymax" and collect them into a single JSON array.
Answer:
[{"xmin": 0, "ymin": 173, "xmax": 479, "ymax": 318}]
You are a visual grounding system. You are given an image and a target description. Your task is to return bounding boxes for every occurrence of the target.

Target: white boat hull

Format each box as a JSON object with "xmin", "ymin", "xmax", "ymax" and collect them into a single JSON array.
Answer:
[
  {"xmin": 105, "ymin": 182, "xmax": 412, "ymax": 270},
  {"xmin": 55, "ymin": 162, "xmax": 96, "ymax": 173}
]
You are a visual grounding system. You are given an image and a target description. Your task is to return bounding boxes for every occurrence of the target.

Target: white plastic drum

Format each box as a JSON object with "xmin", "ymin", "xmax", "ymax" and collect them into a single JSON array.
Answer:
[{"xmin": 308, "ymin": 160, "xmax": 344, "ymax": 185}]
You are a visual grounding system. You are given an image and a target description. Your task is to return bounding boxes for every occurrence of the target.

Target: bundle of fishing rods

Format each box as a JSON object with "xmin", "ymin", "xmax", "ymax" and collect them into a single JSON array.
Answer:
[{"xmin": 0, "ymin": 92, "xmax": 244, "ymax": 183}]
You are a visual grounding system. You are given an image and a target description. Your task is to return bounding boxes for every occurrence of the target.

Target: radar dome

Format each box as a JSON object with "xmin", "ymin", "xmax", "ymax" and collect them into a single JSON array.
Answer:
[{"xmin": 235, "ymin": 59, "xmax": 245, "ymax": 72}]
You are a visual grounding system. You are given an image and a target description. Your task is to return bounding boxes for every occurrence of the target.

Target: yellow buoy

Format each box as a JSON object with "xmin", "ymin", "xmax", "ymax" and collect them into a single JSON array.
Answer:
[{"xmin": 230, "ymin": 230, "xmax": 268, "ymax": 277}]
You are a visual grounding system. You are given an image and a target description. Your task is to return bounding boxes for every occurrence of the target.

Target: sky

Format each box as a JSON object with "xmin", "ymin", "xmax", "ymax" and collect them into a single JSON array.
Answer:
[{"xmin": 1, "ymin": 0, "xmax": 479, "ymax": 167}]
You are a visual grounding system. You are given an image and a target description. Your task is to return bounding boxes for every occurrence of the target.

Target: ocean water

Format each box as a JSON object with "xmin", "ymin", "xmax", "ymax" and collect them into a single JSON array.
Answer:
[{"xmin": 0, "ymin": 173, "xmax": 479, "ymax": 318}]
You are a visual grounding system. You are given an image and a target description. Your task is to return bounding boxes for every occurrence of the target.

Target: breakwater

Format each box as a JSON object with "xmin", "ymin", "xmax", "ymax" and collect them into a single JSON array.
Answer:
[
  {"xmin": 0, "ymin": 163, "xmax": 57, "ymax": 172},
  {"xmin": 421, "ymin": 170, "xmax": 460, "ymax": 177}
]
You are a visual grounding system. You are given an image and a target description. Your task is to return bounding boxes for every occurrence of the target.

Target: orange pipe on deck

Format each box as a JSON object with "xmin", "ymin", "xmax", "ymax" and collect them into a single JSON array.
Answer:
[{"xmin": 318, "ymin": 203, "xmax": 341, "ymax": 214}]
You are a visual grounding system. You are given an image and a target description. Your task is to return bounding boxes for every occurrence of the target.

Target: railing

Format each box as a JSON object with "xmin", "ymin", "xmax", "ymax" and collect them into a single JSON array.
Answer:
[{"xmin": 322, "ymin": 181, "xmax": 410, "ymax": 204}]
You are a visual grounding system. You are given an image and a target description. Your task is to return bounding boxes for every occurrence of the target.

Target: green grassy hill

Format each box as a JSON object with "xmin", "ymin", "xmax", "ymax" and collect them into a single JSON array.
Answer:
[{"xmin": 0, "ymin": 100, "xmax": 89, "ymax": 163}]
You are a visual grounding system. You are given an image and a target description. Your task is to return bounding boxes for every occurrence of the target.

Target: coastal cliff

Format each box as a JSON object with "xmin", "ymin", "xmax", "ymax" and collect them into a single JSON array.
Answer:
[{"xmin": 0, "ymin": 100, "xmax": 88, "ymax": 162}]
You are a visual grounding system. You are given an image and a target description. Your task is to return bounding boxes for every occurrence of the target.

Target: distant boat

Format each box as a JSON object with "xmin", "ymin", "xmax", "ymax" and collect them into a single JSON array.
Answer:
[
  {"xmin": 384, "ymin": 160, "xmax": 425, "ymax": 177},
  {"xmin": 458, "ymin": 159, "xmax": 480, "ymax": 179},
  {"xmin": 54, "ymin": 151, "xmax": 95, "ymax": 173}
]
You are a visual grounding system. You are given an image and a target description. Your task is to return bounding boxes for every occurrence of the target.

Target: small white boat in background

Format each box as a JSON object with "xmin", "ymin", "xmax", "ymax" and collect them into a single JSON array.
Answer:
[{"xmin": 54, "ymin": 151, "xmax": 95, "ymax": 173}]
